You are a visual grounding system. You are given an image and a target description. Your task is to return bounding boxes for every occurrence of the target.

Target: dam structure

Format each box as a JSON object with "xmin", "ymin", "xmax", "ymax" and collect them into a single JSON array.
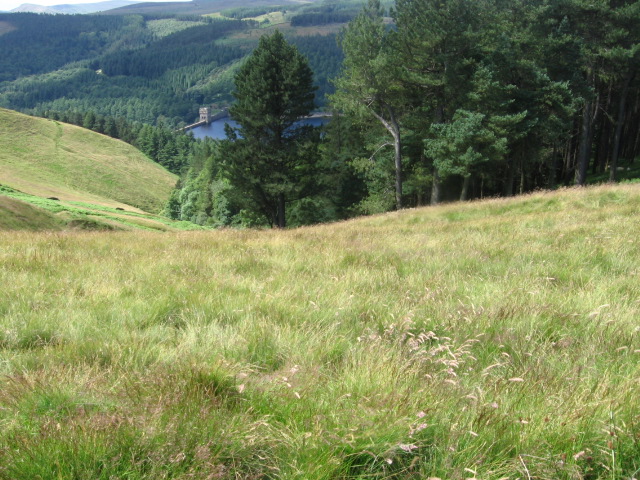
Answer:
[
  {"xmin": 180, "ymin": 107, "xmax": 229, "ymax": 132},
  {"xmin": 181, "ymin": 107, "xmax": 332, "ymax": 139}
]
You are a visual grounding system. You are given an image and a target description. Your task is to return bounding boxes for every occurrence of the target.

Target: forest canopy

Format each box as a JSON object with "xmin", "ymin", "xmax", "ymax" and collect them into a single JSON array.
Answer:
[
  {"xmin": 169, "ymin": 0, "xmax": 640, "ymax": 228},
  {"xmin": 328, "ymin": 0, "xmax": 640, "ymax": 208},
  {"xmin": 1, "ymin": 0, "xmax": 638, "ymax": 229}
]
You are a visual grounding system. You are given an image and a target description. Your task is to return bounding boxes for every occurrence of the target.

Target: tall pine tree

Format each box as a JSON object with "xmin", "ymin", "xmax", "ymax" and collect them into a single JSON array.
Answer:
[
  {"xmin": 221, "ymin": 31, "xmax": 318, "ymax": 228},
  {"xmin": 332, "ymin": 0, "xmax": 407, "ymax": 209}
]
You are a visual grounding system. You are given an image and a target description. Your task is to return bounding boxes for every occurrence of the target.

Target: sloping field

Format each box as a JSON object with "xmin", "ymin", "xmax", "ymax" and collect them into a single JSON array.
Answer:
[
  {"xmin": 0, "ymin": 184, "xmax": 639, "ymax": 479},
  {"xmin": 0, "ymin": 108, "xmax": 177, "ymax": 214},
  {"xmin": 0, "ymin": 195, "xmax": 63, "ymax": 230},
  {"xmin": 0, "ymin": 183, "xmax": 204, "ymax": 231}
]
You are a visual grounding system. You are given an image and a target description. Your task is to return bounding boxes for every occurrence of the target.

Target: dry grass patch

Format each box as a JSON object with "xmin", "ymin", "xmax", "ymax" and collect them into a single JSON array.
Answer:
[{"xmin": 0, "ymin": 21, "xmax": 17, "ymax": 36}]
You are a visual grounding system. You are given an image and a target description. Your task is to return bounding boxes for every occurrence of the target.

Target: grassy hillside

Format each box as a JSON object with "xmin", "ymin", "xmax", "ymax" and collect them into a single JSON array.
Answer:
[
  {"xmin": 0, "ymin": 108, "xmax": 201, "ymax": 230},
  {"xmin": 0, "ymin": 195, "xmax": 63, "ymax": 230},
  {"xmin": 0, "ymin": 184, "xmax": 207, "ymax": 231},
  {"xmin": 0, "ymin": 108, "xmax": 177, "ymax": 213},
  {"xmin": 0, "ymin": 184, "xmax": 638, "ymax": 479}
]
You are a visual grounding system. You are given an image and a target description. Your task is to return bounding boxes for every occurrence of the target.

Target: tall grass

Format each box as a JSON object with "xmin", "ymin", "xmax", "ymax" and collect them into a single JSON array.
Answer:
[{"xmin": 1, "ymin": 184, "xmax": 639, "ymax": 479}]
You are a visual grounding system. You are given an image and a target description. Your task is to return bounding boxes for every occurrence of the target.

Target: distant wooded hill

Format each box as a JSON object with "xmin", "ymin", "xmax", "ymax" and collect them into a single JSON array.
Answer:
[
  {"xmin": 9, "ymin": 1, "xmax": 135, "ymax": 14},
  {"xmin": 105, "ymin": 0, "xmax": 301, "ymax": 16},
  {"xmin": 0, "ymin": 4, "xmax": 347, "ymax": 125}
]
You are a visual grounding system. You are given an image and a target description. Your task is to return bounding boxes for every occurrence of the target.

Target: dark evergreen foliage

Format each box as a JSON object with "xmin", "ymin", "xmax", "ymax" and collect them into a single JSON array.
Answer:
[
  {"xmin": 290, "ymin": 34, "xmax": 344, "ymax": 106},
  {"xmin": 289, "ymin": 2, "xmax": 359, "ymax": 27},
  {"xmin": 97, "ymin": 20, "xmax": 247, "ymax": 78},
  {"xmin": 219, "ymin": 6, "xmax": 283, "ymax": 19},
  {"xmin": 290, "ymin": 12, "xmax": 355, "ymax": 27},
  {"xmin": 0, "ymin": 13, "xmax": 131, "ymax": 82},
  {"xmin": 330, "ymin": 0, "xmax": 640, "ymax": 208},
  {"xmin": 221, "ymin": 31, "xmax": 319, "ymax": 228}
]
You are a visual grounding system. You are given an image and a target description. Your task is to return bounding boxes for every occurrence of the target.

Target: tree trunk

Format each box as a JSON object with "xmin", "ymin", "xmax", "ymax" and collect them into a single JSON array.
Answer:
[
  {"xmin": 372, "ymin": 104, "xmax": 402, "ymax": 210},
  {"xmin": 460, "ymin": 175, "xmax": 470, "ymax": 201},
  {"xmin": 430, "ymin": 104, "xmax": 444, "ymax": 206},
  {"xmin": 431, "ymin": 167, "xmax": 441, "ymax": 205},
  {"xmin": 519, "ymin": 154, "xmax": 525, "ymax": 195},
  {"xmin": 548, "ymin": 145, "xmax": 558, "ymax": 189},
  {"xmin": 562, "ymin": 136, "xmax": 575, "ymax": 183},
  {"xmin": 575, "ymin": 100, "xmax": 593, "ymax": 186},
  {"xmin": 594, "ymin": 80, "xmax": 613, "ymax": 174},
  {"xmin": 503, "ymin": 157, "xmax": 515, "ymax": 196},
  {"xmin": 630, "ymin": 90, "xmax": 640, "ymax": 162},
  {"xmin": 610, "ymin": 71, "xmax": 634, "ymax": 182},
  {"xmin": 393, "ymin": 129, "xmax": 403, "ymax": 210},
  {"xmin": 277, "ymin": 193, "xmax": 286, "ymax": 228},
  {"xmin": 593, "ymin": 117, "xmax": 610, "ymax": 175}
]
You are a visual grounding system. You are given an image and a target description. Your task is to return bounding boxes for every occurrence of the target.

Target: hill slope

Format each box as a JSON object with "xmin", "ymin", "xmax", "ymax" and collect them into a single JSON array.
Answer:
[
  {"xmin": 105, "ymin": 0, "xmax": 301, "ymax": 16},
  {"xmin": 0, "ymin": 108, "xmax": 176, "ymax": 213},
  {"xmin": 0, "ymin": 108, "xmax": 199, "ymax": 231},
  {"xmin": 0, "ymin": 184, "xmax": 638, "ymax": 478},
  {"xmin": 0, "ymin": 195, "xmax": 63, "ymax": 230}
]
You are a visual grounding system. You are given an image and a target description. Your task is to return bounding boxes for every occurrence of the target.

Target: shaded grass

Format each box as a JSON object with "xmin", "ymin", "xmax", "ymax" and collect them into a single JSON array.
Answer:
[
  {"xmin": 0, "ymin": 184, "xmax": 639, "ymax": 479},
  {"xmin": 0, "ymin": 195, "xmax": 64, "ymax": 230}
]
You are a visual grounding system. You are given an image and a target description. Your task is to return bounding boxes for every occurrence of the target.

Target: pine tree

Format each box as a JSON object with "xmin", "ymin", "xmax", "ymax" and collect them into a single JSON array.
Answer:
[
  {"xmin": 332, "ymin": 0, "xmax": 406, "ymax": 209},
  {"xmin": 222, "ymin": 30, "xmax": 318, "ymax": 228}
]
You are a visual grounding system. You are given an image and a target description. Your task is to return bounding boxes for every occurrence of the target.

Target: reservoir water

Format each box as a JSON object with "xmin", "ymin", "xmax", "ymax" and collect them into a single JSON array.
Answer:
[{"xmin": 189, "ymin": 116, "xmax": 329, "ymax": 140}]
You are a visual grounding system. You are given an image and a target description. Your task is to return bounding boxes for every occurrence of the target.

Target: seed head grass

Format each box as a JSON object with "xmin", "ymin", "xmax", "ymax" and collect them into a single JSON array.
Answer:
[{"xmin": 0, "ymin": 184, "xmax": 639, "ymax": 479}]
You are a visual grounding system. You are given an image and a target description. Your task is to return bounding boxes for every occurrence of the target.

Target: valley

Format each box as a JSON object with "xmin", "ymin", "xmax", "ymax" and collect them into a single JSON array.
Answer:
[{"xmin": 0, "ymin": 1, "xmax": 639, "ymax": 477}]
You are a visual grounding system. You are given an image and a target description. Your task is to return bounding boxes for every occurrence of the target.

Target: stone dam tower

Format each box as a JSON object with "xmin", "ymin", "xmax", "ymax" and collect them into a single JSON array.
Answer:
[{"xmin": 199, "ymin": 107, "xmax": 212, "ymax": 124}]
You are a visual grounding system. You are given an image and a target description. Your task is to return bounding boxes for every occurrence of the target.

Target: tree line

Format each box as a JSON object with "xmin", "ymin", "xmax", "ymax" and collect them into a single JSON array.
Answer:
[
  {"xmin": 290, "ymin": 12, "xmax": 356, "ymax": 27},
  {"xmin": 331, "ymin": 0, "xmax": 640, "ymax": 210},
  {"xmin": 219, "ymin": 6, "xmax": 283, "ymax": 19},
  {"xmin": 167, "ymin": 0, "xmax": 639, "ymax": 228}
]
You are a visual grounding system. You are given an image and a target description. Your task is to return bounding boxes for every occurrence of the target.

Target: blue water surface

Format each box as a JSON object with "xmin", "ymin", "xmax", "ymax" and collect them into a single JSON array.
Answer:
[{"xmin": 189, "ymin": 116, "xmax": 328, "ymax": 140}]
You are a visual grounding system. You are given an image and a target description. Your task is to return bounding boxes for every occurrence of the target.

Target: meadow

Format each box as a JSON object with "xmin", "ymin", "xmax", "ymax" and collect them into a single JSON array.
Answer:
[
  {"xmin": 0, "ymin": 184, "xmax": 639, "ymax": 479},
  {"xmin": 0, "ymin": 108, "xmax": 176, "ymax": 214},
  {"xmin": 0, "ymin": 108, "xmax": 199, "ymax": 232}
]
